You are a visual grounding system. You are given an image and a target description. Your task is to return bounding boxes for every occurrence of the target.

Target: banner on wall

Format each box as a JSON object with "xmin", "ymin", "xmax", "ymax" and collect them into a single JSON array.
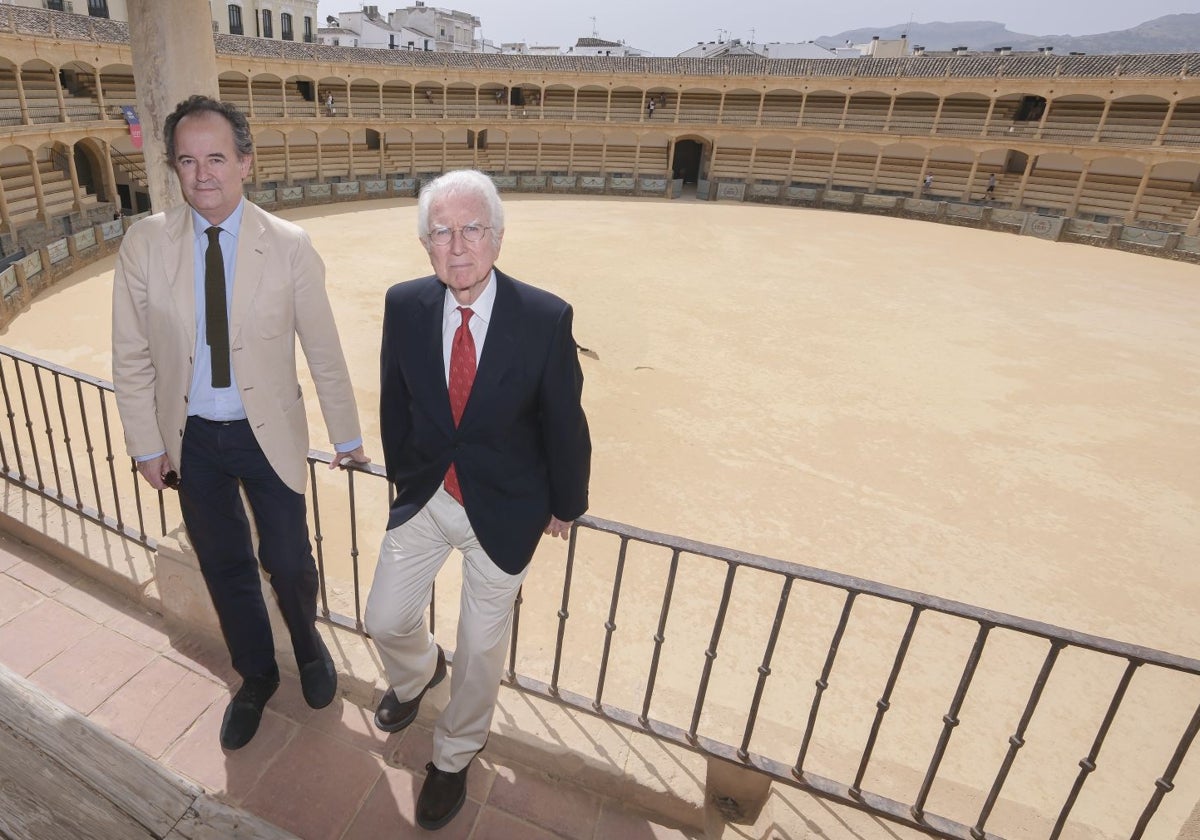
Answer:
[{"xmin": 120, "ymin": 106, "xmax": 143, "ymax": 149}]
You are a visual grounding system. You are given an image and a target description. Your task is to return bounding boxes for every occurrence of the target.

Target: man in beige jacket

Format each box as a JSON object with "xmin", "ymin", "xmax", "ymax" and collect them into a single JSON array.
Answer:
[{"xmin": 112, "ymin": 95, "xmax": 367, "ymax": 750}]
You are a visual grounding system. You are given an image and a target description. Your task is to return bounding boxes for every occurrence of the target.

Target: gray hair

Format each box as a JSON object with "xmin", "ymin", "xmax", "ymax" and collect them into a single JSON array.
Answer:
[
  {"xmin": 417, "ymin": 170, "xmax": 505, "ymax": 245},
  {"xmin": 164, "ymin": 94, "xmax": 254, "ymax": 164}
]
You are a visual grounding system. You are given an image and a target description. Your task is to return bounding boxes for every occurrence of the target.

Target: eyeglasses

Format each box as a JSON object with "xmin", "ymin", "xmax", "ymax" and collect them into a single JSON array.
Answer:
[{"xmin": 427, "ymin": 224, "xmax": 491, "ymax": 246}]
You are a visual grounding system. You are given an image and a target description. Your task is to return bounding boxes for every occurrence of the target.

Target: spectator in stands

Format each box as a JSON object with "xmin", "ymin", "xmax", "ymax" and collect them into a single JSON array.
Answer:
[
  {"xmin": 985, "ymin": 173, "xmax": 997, "ymax": 201},
  {"xmin": 325, "ymin": 91, "xmax": 335, "ymax": 116},
  {"xmin": 111, "ymin": 95, "xmax": 368, "ymax": 751},
  {"xmin": 647, "ymin": 97, "xmax": 656, "ymax": 118},
  {"xmin": 365, "ymin": 169, "xmax": 591, "ymax": 831},
  {"xmin": 923, "ymin": 173, "xmax": 934, "ymax": 194}
]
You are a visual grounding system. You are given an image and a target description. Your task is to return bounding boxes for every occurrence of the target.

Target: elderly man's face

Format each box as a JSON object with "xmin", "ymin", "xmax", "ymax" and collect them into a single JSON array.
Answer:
[
  {"xmin": 172, "ymin": 110, "xmax": 252, "ymax": 226},
  {"xmin": 423, "ymin": 192, "xmax": 502, "ymax": 306}
]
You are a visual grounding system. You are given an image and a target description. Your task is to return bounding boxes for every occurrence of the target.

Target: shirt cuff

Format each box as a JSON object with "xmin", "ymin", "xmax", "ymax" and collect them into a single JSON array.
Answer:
[
  {"xmin": 135, "ymin": 451, "xmax": 166, "ymax": 463},
  {"xmin": 334, "ymin": 437, "xmax": 363, "ymax": 454}
]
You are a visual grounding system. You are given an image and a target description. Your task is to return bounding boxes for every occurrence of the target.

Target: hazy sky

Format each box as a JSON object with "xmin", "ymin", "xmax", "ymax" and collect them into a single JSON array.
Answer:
[{"xmin": 315, "ymin": 1, "xmax": 1196, "ymax": 55}]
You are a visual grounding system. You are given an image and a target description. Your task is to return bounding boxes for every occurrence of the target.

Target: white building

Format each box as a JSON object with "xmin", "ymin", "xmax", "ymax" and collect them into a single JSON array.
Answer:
[
  {"xmin": 318, "ymin": 7, "xmax": 434, "ymax": 50},
  {"xmin": 23, "ymin": 0, "xmax": 322, "ymax": 43},
  {"xmin": 567, "ymin": 36, "xmax": 647, "ymax": 57},
  {"xmin": 387, "ymin": 2, "xmax": 478, "ymax": 53},
  {"xmin": 676, "ymin": 38, "xmax": 765, "ymax": 58},
  {"xmin": 761, "ymin": 41, "xmax": 839, "ymax": 59}
]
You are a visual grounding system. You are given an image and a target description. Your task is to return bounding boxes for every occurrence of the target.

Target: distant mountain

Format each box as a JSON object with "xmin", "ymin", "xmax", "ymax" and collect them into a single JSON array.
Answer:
[{"xmin": 814, "ymin": 13, "xmax": 1200, "ymax": 54}]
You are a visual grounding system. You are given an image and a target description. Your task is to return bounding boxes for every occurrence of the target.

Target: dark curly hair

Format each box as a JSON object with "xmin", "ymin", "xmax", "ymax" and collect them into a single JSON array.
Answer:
[{"xmin": 163, "ymin": 94, "xmax": 254, "ymax": 164}]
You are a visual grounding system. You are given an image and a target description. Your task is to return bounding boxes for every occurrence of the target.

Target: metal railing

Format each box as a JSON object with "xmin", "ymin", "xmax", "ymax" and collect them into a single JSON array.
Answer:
[{"xmin": 1, "ymin": 343, "xmax": 1198, "ymax": 839}]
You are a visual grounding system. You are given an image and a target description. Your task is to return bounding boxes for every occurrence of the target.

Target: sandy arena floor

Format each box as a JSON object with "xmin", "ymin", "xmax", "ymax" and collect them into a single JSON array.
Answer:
[{"xmin": 8, "ymin": 195, "xmax": 1197, "ymax": 651}]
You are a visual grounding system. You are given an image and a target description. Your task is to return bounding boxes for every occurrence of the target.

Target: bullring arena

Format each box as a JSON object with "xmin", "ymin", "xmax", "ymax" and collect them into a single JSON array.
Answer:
[{"xmin": 0, "ymin": 7, "xmax": 1198, "ymax": 840}]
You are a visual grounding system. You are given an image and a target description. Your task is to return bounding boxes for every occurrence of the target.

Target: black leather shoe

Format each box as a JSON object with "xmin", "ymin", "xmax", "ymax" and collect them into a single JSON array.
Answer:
[
  {"xmin": 416, "ymin": 761, "xmax": 468, "ymax": 831},
  {"xmin": 299, "ymin": 635, "xmax": 337, "ymax": 709},
  {"xmin": 220, "ymin": 669, "xmax": 279, "ymax": 750},
  {"xmin": 374, "ymin": 645, "xmax": 446, "ymax": 733}
]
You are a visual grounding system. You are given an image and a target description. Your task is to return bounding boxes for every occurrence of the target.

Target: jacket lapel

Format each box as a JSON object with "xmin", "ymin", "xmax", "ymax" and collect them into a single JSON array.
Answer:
[
  {"xmin": 230, "ymin": 202, "xmax": 267, "ymax": 344},
  {"xmin": 165, "ymin": 205, "xmax": 197, "ymax": 355}
]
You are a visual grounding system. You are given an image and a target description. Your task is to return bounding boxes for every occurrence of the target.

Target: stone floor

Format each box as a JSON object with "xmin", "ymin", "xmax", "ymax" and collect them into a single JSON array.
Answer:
[{"xmin": 0, "ymin": 528, "xmax": 716, "ymax": 840}]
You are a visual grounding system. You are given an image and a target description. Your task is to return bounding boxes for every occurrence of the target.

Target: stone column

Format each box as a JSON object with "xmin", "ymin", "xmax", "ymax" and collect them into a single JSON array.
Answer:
[{"xmin": 127, "ymin": 0, "xmax": 220, "ymax": 213}]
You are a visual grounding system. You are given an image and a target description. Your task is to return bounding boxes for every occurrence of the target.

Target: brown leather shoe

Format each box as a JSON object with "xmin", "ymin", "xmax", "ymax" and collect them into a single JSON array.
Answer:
[
  {"xmin": 374, "ymin": 645, "xmax": 446, "ymax": 733},
  {"xmin": 416, "ymin": 761, "xmax": 468, "ymax": 830}
]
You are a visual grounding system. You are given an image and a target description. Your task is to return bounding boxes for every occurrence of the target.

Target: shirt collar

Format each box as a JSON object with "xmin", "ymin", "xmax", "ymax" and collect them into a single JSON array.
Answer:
[
  {"xmin": 192, "ymin": 198, "xmax": 245, "ymax": 241},
  {"xmin": 442, "ymin": 269, "xmax": 497, "ymax": 324}
]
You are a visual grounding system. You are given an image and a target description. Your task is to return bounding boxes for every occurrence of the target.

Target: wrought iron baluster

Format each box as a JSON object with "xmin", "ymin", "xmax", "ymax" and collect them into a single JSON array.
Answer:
[
  {"xmin": 13, "ymin": 360, "xmax": 43, "ymax": 489},
  {"xmin": 346, "ymin": 467, "xmax": 362, "ymax": 629},
  {"xmin": 912, "ymin": 622, "xmax": 992, "ymax": 822},
  {"xmin": 309, "ymin": 459, "xmax": 329, "ymax": 619},
  {"xmin": 55, "ymin": 371, "xmax": 82, "ymax": 504},
  {"xmin": 127, "ymin": 456, "xmax": 147, "ymax": 542},
  {"xmin": 1130, "ymin": 698, "xmax": 1200, "ymax": 839},
  {"xmin": 851, "ymin": 604, "xmax": 923, "ymax": 797},
  {"xmin": 640, "ymin": 548, "xmax": 681, "ymax": 726},
  {"xmin": 972, "ymin": 640, "xmax": 1064, "ymax": 838},
  {"xmin": 96, "ymin": 389, "xmax": 123, "ymax": 528},
  {"xmin": 549, "ymin": 518, "xmax": 579, "ymax": 694},
  {"xmin": 795, "ymin": 590, "xmax": 857, "ymax": 775},
  {"xmin": 688, "ymin": 562, "xmax": 737, "ymax": 744},
  {"xmin": 738, "ymin": 575, "xmax": 793, "ymax": 761},
  {"xmin": 33, "ymin": 366, "xmax": 62, "ymax": 499},
  {"xmin": 75, "ymin": 378, "xmax": 102, "ymax": 513},
  {"xmin": 594, "ymin": 536, "xmax": 629, "ymax": 709},
  {"xmin": 0, "ymin": 357, "xmax": 11, "ymax": 474},
  {"xmin": 507, "ymin": 583, "xmax": 524, "ymax": 681},
  {"xmin": 1049, "ymin": 659, "xmax": 1140, "ymax": 839}
]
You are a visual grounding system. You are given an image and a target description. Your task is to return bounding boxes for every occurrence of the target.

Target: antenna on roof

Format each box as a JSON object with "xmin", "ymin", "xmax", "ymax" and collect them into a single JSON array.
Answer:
[{"xmin": 589, "ymin": 16, "xmax": 597, "ymax": 37}]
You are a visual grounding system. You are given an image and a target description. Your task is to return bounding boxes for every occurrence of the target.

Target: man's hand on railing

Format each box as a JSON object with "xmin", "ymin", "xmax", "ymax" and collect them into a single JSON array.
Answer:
[
  {"xmin": 135, "ymin": 453, "xmax": 174, "ymax": 491},
  {"xmin": 329, "ymin": 445, "xmax": 370, "ymax": 470},
  {"xmin": 544, "ymin": 516, "xmax": 573, "ymax": 541}
]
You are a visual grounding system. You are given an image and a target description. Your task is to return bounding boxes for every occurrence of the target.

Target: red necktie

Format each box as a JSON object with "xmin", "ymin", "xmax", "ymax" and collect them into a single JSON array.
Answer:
[{"xmin": 444, "ymin": 306, "xmax": 475, "ymax": 504}]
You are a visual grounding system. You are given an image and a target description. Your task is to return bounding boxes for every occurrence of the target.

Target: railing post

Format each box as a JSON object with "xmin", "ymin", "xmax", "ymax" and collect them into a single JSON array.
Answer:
[{"xmin": 705, "ymin": 757, "xmax": 772, "ymax": 825}]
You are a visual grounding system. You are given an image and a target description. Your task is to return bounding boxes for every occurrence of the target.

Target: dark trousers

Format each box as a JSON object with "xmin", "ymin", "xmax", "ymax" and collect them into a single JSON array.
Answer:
[{"xmin": 178, "ymin": 416, "xmax": 320, "ymax": 680}]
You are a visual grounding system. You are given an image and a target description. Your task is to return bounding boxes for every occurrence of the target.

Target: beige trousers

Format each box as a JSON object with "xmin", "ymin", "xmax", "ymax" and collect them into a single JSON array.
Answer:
[{"xmin": 364, "ymin": 484, "xmax": 529, "ymax": 772}]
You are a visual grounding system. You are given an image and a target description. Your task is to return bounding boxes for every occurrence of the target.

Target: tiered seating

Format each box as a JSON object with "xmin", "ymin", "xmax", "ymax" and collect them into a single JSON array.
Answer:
[
  {"xmin": 503, "ymin": 142, "xmax": 539, "ymax": 172},
  {"xmin": 789, "ymin": 149, "xmax": 834, "ymax": 186},
  {"xmin": 828, "ymin": 153, "xmax": 875, "ymax": 191},
  {"xmin": 602, "ymin": 143, "xmax": 637, "ymax": 174},
  {"xmin": 383, "ymin": 141, "xmax": 414, "ymax": 175},
  {"xmin": 218, "ymin": 76, "xmax": 251, "ymax": 111},
  {"xmin": 445, "ymin": 86, "xmax": 475, "ymax": 119},
  {"xmin": 284, "ymin": 145, "xmax": 319, "ymax": 181},
  {"xmin": 537, "ymin": 140, "xmax": 570, "ymax": 172},
  {"xmin": 1038, "ymin": 99, "xmax": 1105, "ymax": 142},
  {"xmin": 841, "ymin": 94, "xmax": 889, "ymax": 133},
  {"xmin": 719, "ymin": 93, "xmax": 759, "ymax": 125},
  {"xmin": 253, "ymin": 146, "xmax": 287, "ymax": 182},
  {"xmin": 413, "ymin": 86, "xmax": 442, "ymax": 119},
  {"xmin": 443, "ymin": 140, "xmax": 475, "ymax": 170},
  {"xmin": 638, "ymin": 143, "xmax": 668, "ymax": 174},
  {"xmin": 571, "ymin": 142, "xmax": 603, "ymax": 172},
  {"xmin": 19, "ymin": 68, "xmax": 65, "ymax": 125},
  {"xmin": 609, "ymin": 90, "xmax": 643, "ymax": 123},
  {"xmin": 750, "ymin": 148, "xmax": 792, "ymax": 181},
  {"xmin": 575, "ymin": 89, "xmax": 607, "ymax": 122},
  {"xmin": 933, "ymin": 95, "xmax": 990, "ymax": 137},
  {"xmin": 1161, "ymin": 100, "xmax": 1200, "ymax": 147},
  {"xmin": 874, "ymin": 156, "xmax": 924, "ymax": 194},
  {"xmin": 283, "ymin": 81, "xmax": 314, "ymax": 116},
  {"xmin": 413, "ymin": 141, "xmax": 445, "ymax": 173},
  {"xmin": 888, "ymin": 94, "xmax": 939, "ymax": 135},
  {"xmin": 801, "ymin": 93, "xmax": 845, "ymax": 128},
  {"xmin": 111, "ymin": 149, "xmax": 146, "ymax": 187},
  {"xmin": 1097, "ymin": 99, "xmax": 1168, "ymax": 145},
  {"xmin": 1019, "ymin": 168, "xmax": 1080, "ymax": 213},
  {"xmin": 381, "ymin": 83, "xmax": 412, "ymax": 118},
  {"xmin": 923, "ymin": 159, "xmax": 973, "ymax": 197},
  {"xmin": 647, "ymin": 91, "xmax": 676, "ymax": 122},
  {"xmin": 349, "ymin": 143, "xmax": 382, "ymax": 177},
  {"xmin": 0, "ymin": 158, "xmax": 96, "ymax": 227},
  {"xmin": 677, "ymin": 91, "xmax": 719, "ymax": 124},
  {"xmin": 250, "ymin": 79, "xmax": 286, "ymax": 117},
  {"xmin": 760, "ymin": 91, "xmax": 802, "ymax": 126},
  {"xmin": 99, "ymin": 71, "xmax": 137, "ymax": 117},
  {"xmin": 709, "ymin": 145, "xmax": 752, "ymax": 178},
  {"xmin": 1074, "ymin": 172, "xmax": 1140, "ymax": 218},
  {"xmin": 348, "ymin": 83, "xmax": 380, "ymax": 118},
  {"xmin": 541, "ymin": 87, "xmax": 573, "ymax": 121}
]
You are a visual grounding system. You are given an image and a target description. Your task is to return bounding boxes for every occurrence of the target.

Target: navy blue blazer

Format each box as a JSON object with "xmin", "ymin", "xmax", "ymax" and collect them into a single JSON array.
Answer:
[{"xmin": 379, "ymin": 268, "xmax": 591, "ymax": 574}]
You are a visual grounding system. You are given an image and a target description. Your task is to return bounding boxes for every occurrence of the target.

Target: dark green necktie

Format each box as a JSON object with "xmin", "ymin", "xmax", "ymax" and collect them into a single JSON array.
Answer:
[{"xmin": 204, "ymin": 226, "xmax": 231, "ymax": 388}]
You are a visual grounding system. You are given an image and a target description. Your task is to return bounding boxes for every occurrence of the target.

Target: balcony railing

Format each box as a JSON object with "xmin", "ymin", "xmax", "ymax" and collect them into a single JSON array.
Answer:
[{"xmin": 1, "ymin": 342, "xmax": 1198, "ymax": 839}]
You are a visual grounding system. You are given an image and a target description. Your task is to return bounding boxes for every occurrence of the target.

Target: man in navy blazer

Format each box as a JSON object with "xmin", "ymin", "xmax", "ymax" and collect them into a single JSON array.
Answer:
[{"xmin": 365, "ymin": 170, "xmax": 591, "ymax": 831}]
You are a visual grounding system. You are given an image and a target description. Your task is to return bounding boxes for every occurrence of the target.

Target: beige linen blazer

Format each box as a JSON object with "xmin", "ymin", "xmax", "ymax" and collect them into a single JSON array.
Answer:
[{"xmin": 111, "ymin": 201, "xmax": 360, "ymax": 494}]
